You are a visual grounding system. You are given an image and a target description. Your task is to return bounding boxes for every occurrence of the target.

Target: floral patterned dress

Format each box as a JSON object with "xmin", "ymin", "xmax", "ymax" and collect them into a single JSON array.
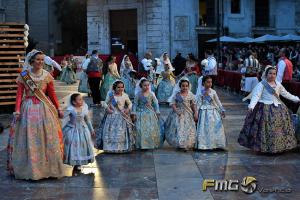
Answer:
[
  {"xmin": 11, "ymin": 70, "xmax": 65, "ymax": 180},
  {"xmin": 96, "ymin": 92, "xmax": 135, "ymax": 153},
  {"xmin": 164, "ymin": 92, "xmax": 197, "ymax": 149},
  {"xmin": 132, "ymin": 92, "xmax": 161, "ymax": 149}
]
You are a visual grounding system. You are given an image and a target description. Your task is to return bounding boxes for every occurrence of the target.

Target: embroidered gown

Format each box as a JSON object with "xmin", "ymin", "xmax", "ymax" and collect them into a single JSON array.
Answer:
[
  {"xmin": 132, "ymin": 92, "xmax": 161, "ymax": 149},
  {"xmin": 11, "ymin": 70, "xmax": 65, "ymax": 180},
  {"xmin": 164, "ymin": 92, "xmax": 197, "ymax": 149},
  {"xmin": 156, "ymin": 70, "xmax": 175, "ymax": 103},
  {"xmin": 196, "ymin": 88, "xmax": 226, "ymax": 149},
  {"xmin": 61, "ymin": 65, "xmax": 76, "ymax": 84},
  {"xmin": 78, "ymin": 70, "xmax": 90, "ymax": 93},
  {"xmin": 238, "ymin": 80, "xmax": 299, "ymax": 153},
  {"xmin": 121, "ymin": 66, "xmax": 136, "ymax": 99},
  {"xmin": 100, "ymin": 63, "xmax": 120, "ymax": 100},
  {"xmin": 62, "ymin": 103, "xmax": 95, "ymax": 165},
  {"xmin": 95, "ymin": 92, "xmax": 135, "ymax": 153}
]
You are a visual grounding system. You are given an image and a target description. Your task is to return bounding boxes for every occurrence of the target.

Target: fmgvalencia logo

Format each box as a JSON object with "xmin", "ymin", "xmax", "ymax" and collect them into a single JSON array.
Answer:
[
  {"xmin": 203, "ymin": 176, "xmax": 292, "ymax": 194},
  {"xmin": 240, "ymin": 176, "xmax": 257, "ymax": 194}
]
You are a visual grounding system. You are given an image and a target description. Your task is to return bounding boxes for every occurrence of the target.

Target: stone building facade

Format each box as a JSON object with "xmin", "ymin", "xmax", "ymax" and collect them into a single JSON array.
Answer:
[
  {"xmin": 1, "ymin": 0, "xmax": 300, "ymax": 57},
  {"xmin": 88, "ymin": 0, "xmax": 300, "ymax": 59},
  {"xmin": 87, "ymin": 0, "xmax": 199, "ymax": 59}
]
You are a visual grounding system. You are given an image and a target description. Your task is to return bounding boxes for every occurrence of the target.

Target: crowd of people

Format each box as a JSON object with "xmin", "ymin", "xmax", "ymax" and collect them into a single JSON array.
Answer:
[
  {"xmin": 6, "ymin": 46, "xmax": 300, "ymax": 181},
  {"xmin": 218, "ymin": 44, "xmax": 300, "ymax": 75}
]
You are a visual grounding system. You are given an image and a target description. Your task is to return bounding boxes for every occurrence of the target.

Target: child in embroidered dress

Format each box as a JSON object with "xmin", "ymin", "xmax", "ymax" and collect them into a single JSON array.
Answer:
[
  {"xmin": 196, "ymin": 76, "xmax": 226, "ymax": 150},
  {"xmin": 62, "ymin": 93, "xmax": 95, "ymax": 175}
]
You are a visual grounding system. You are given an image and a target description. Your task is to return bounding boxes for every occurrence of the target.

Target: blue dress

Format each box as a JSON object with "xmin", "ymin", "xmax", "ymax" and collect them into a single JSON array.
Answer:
[
  {"xmin": 62, "ymin": 103, "xmax": 95, "ymax": 165},
  {"xmin": 196, "ymin": 89, "xmax": 226, "ymax": 149},
  {"xmin": 164, "ymin": 92, "xmax": 197, "ymax": 149},
  {"xmin": 121, "ymin": 68, "xmax": 136, "ymax": 99},
  {"xmin": 156, "ymin": 71, "xmax": 175, "ymax": 103},
  {"xmin": 95, "ymin": 92, "xmax": 135, "ymax": 153},
  {"xmin": 132, "ymin": 92, "xmax": 162, "ymax": 149}
]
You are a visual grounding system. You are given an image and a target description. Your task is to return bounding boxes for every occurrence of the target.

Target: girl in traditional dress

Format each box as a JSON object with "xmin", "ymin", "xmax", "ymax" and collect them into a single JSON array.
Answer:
[
  {"xmin": 164, "ymin": 77, "xmax": 198, "ymax": 150},
  {"xmin": 238, "ymin": 66, "xmax": 299, "ymax": 153},
  {"xmin": 96, "ymin": 80, "xmax": 135, "ymax": 153},
  {"xmin": 156, "ymin": 63, "xmax": 176, "ymax": 103},
  {"xmin": 184, "ymin": 65, "xmax": 198, "ymax": 94},
  {"xmin": 120, "ymin": 55, "xmax": 136, "ymax": 99},
  {"xmin": 100, "ymin": 55, "xmax": 121, "ymax": 100},
  {"xmin": 131, "ymin": 78, "xmax": 162, "ymax": 149},
  {"xmin": 62, "ymin": 57, "xmax": 77, "ymax": 84},
  {"xmin": 62, "ymin": 93, "xmax": 95, "ymax": 174},
  {"xmin": 8, "ymin": 50, "xmax": 65, "ymax": 180},
  {"xmin": 59, "ymin": 58, "xmax": 68, "ymax": 81},
  {"xmin": 78, "ymin": 54, "xmax": 91, "ymax": 93},
  {"xmin": 196, "ymin": 76, "xmax": 226, "ymax": 150}
]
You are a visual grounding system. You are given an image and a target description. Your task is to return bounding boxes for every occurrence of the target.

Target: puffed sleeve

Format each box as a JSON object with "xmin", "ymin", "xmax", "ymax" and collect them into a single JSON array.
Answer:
[
  {"xmin": 189, "ymin": 92, "xmax": 196, "ymax": 105},
  {"xmin": 124, "ymin": 94, "xmax": 132, "ymax": 110},
  {"xmin": 47, "ymin": 80, "xmax": 60, "ymax": 110},
  {"xmin": 279, "ymin": 84, "xmax": 300, "ymax": 103},
  {"xmin": 84, "ymin": 114, "xmax": 94, "ymax": 133},
  {"xmin": 15, "ymin": 81, "xmax": 25, "ymax": 113},
  {"xmin": 169, "ymin": 93, "xmax": 176, "ymax": 106},
  {"xmin": 152, "ymin": 93, "xmax": 160, "ymax": 113},
  {"xmin": 248, "ymin": 82, "xmax": 264, "ymax": 109},
  {"xmin": 212, "ymin": 90, "xmax": 225, "ymax": 112}
]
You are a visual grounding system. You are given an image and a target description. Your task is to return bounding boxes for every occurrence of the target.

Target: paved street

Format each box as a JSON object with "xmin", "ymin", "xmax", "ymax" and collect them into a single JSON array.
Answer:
[{"xmin": 0, "ymin": 80, "xmax": 299, "ymax": 200}]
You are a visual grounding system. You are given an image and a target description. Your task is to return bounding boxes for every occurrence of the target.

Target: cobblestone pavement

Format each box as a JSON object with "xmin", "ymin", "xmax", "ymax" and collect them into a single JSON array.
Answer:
[{"xmin": 0, "ymin": 80, "xmax": 299, "ymax": 200}]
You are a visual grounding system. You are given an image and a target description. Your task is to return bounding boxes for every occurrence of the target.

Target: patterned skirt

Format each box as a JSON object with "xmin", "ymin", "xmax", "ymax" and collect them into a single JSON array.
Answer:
[
  {"xmin": 134, "ymin": 109, "xmax": 161, "ymax": 149},
  {"xmin": 78, "ymin": 72, "xmax": 90, "ymax": 93},
  {"xmin": 196, "ymin": 107, "xmax": 226, "ymax": 149},
  {"xmin": 95, "ymin": 112, "xmax": 135, "ymax": 153},
  {"xmin": 238, "ymin": 103, "xmax": 297, "ymax": 153},
  {"xmin": 121, "ymin": 76, "xmax": 135, "ymax": 99},
  {"xmin": 164, "ymin": 109, "xmax": 196, "ymax": 149},
  {"xmin": 11, "ymin": 99, "xmax": 65, "ymax": 180},
  {"xmin": 63, "ymin": 69, "xmax": 77, "ymax": 84},
  {"xmin": 156, "ymin": 80, "xmax": 174, "ymax": 103},
  {"xmin": 100, "ymin": 73, "xmax": 117, "ymax": 101},
  {"xmin": 62, "ymin": 123, "xmax": 95, "ymax": 165}
]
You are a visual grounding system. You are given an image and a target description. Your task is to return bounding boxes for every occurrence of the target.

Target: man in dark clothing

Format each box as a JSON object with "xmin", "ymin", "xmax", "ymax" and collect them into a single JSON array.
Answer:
[
  {"xmin": 172, "ymin": 52, "xmax": 186, "ymax": 76},
  {"xmin": 83, "ymin": 50, "xmax": 103, "ymax": 105}
]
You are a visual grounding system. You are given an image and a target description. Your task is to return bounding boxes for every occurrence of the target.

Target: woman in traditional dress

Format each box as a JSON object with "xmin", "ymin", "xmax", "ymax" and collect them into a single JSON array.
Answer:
[
  {"xmin": 62, "ymin": 57, "xmax": 77, "ymax": 84},
  {"xmin": 156, "ymin": 63, "xmax": 176, "ymax": 103},
  {"xmin": 164, "ymin": 77, "xmax": 198, "ymax": 150},
  {"xmin": 131, "ymin": 78, "xmax": 162, "ymax": 149},
  {"xmin": 196, "ymin": 76, "xmax": 226, "ymax": 150},
  {"xmin": 120, "ymin": 55, "xmax": 136, "ymax": 99},
  {"xmin": 8, "ymin": 50, "xmax": 65, "ymax": 180},
  {"xmin": 238, "ymin": 66, "xmax": 299, "ymax": 153},
  {"xmin": 62, "ymin": 93, "xmax": 95, "ymax": 175},
  {"xmin": 96, "ymin": 80, "xmax": 135, "ymax": 153},
  {"xmin": 100, "ymin": 55, "xmax": 121, "ymax": 100},
  {"xmin": 177, "ymin": 54, "xmax": 199, "ymax": 94},
  {"xmin": 78, "ymin": 54, "xmax": 91, "ymax": 93}
]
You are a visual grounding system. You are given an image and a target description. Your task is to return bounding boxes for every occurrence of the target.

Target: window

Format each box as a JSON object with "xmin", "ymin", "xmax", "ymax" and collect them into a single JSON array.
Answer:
[
  {"xmin": 199, "ymin": 0, "xmax": 215, "ymax": 26},
  {"xmin": 231, "ymin": 0, "xmax": 240, "ymax": 14}
]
